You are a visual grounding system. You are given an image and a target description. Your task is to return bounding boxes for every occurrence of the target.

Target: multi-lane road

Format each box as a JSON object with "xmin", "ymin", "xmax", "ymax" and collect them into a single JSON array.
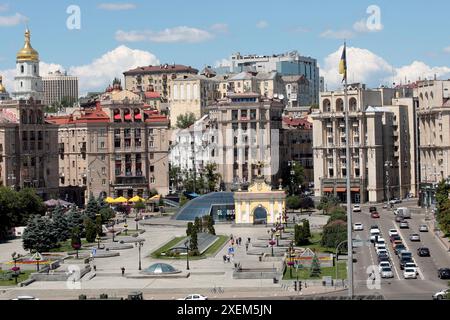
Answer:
[{"xmin": 352, "ymin": 202, "xmax": 450, "ymax": 299}]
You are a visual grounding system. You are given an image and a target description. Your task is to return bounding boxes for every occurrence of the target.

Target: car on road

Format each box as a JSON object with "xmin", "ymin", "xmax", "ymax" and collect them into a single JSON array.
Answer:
[
  {"xmin": 419, "ymin": 224, "xmax": 429, "ymax": 232},
  {"xmin": 375, "ymin": 238, "xmax": 386, "ymax": 249},
  {"xmin": 370, "ymin": 229, "xmax": 381, "ymax": 242},
  {"xmin": 11, "ymin": 296, "xmax": 40, "ymax": 300},
  {"xmin": 432, "ymin": 289, "xmax": 450, "ymax": 300},
  {"xmin": 390, "ymin": 198, "xmax": 402, "ymax": 204},
  {"xmin": 378, "ymin": 253, "xmax": 390, "ymax": 264},
  {"xmin": 353, "ymin": 223, "xmax": 364, "ymax": 231},
  {"xmin": 369, "ymin": 206, "xmax": 377, "ymax": 213},
  {"xmin": 399, "ymin": 251, "xmax": 412, "ymax": 261},
  {"xmin": 438, "ymin": 268, "xmax": 450, "ymax": 279},
  {"xmin": 379, "ymin": 261, "xmax": 391, "ymax": 271},
  {"xmin": 394, "ymin": 244, "xmax": 407, "ymax": 255},
  {"xmin": 403, "ymin": 268, "xmax": 418, "ymax": 279},
  {"xmin": 417, "ymin": 247, "xmax": 430, "ymax": 257},
  {"xmin": 178, "ymin": 294, "xmax": 208, "ymax": 300},
  {"xmin": 392, "ymin": 240, "xmax": 403, "ymax": 247},
  {"xmin": 353, "ymin": 204, "xmax": 361, "ymax": 213},
  {"xmin": 380, "ymin": 266, "xmax": 394, "ymax": 278},
  {"xmin": 371, "ymin": 211, "xmax": 380, "ymax": 219},
  {"xmin": 390, "ymin": 235, "xmax": 401, "ymax": 243},
  {"xmin": 388, "ymin": 229, "xmax": 399, "ymax": 237},
  {"xmin": 399, "ymin": 221, "xmax": 409, "ymax": 229},
  {"xmin": 394, "ymin": 207, "xmax": 411, "ymax": 218},
  {"xmin": 409, "ymin": 234, "xmax": 420, "ymax": 241},
  {"xmin": 404, "ymin": 262, "xmax": 418, "ymax": 275},
  {"xmin": 400, "ymin": 257, "xmax": 414, "ymax": 270},
  {"xmin": 376, "ymin": 248, "xmax": 388, "ymax": 256},
  {"xmin": 395, "ymin": 215, "xmax": 404, "ymax": 223}
]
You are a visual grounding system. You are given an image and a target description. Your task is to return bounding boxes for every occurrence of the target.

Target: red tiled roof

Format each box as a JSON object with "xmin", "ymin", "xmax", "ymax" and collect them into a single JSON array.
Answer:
[
  {"xmin": 145, "ymin": 91, "xmax": 161, "ymax": 99},
  {"xmin": 46, "ymin": 103, "xmax": 110, "ymax": 125},
  {"xmin": 124, "ymin": 64, "xmax": 198, "ymax": 75},
  {"xmin": 282, "ymin": 117, "xmax": 312, "ymax": 129}
]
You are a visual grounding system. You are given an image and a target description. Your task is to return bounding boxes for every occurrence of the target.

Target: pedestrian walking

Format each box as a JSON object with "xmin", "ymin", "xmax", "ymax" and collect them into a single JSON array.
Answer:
[
  {"xmin": 245, "ymin": 242, "xmax": 249, "ymax": 252},
  {"xmin": 223, "ymin": 255, "xmax": 227, "ymax": 263},
  {"xmin": 248, "ymin": 237, "xmax": 251, "ymax": 243},
  {"xmin": 121, "ymin": 267, "xmax": 125, "ymax": 276},
  {"xmin": 226, "ymin": 255, "xmax": 230, "ymax": 263},
  {"xmin": 239, "ymin": 237, "xmax": 242, "ymax": 245},
  {"xmin": 93, "ymin": 265, "xmax": 97, "ymax": 272}
]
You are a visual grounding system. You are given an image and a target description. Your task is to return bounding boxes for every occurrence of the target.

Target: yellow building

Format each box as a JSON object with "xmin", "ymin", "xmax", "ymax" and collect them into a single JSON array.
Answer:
[{"xmin": 234, "ymin": 178, "xmax": 286, "ymax": 225}]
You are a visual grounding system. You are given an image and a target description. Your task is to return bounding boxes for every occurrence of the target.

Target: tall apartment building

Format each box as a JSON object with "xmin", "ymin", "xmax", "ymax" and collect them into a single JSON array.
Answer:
[
  {"xmin": 312, "ymin": 84, "xmax": 416, "ymax": 203},
  {"xmin": 123, "ymin": 64, "xmax": 198, "ymax": 102},
  {"xmin": 47, "ymin": 82, "xmax": 170, "ymax": 206},
  {"xmin": 0, "ymin": 29, "xmax": 59, "ymax": 199},
  {"xmin": 228, "ymin": 51, "xmax": 319, "ymax": 105},
  {"xmin": 42, "ymin": 70, "xmax": 78, "ymax": 106},
  {"xmin": 206, "ymin": 93, "xmax": 286, "ymax": 191},
  {"xmin": 416, "ymin": 80, "xmax": 450, "ymax": 204}
]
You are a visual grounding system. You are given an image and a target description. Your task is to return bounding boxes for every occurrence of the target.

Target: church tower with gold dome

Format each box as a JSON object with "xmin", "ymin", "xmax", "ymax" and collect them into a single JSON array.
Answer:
[
  {"xmin": 0, "ymin": 75, "xmax": 10, "ymax": 100},
  {"xmin": 12, "ymin": 28, "xmax": 43, "ymax": 101}
]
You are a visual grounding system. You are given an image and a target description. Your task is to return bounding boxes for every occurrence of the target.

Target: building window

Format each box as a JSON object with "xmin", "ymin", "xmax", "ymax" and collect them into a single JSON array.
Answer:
[
  {"xmin": 100, "ymin": 141, "xmax": 105, "ymax": 149},
  {"xmin": 150, "ymin": 166, "xmax": 154, "ymax": 173},
  {"xmin": 72, "ymin": 161, "xmax": 75, "ymax": 168},
  {"xmin": 101, "ymin": 155, "xmax": 106, "ymax": 161},
  {"xmin": 150, "ymin": 176, "xmax": 155, "ymax": 184},
  {"xmin": 102, "ymin": 179, "xmax": 106, "ymax": 186},
  {"xmin": 21, "ymin": 65, "xmax": 24, "ymax": 73},
  {"xmin": 102, "ymin": 167, "xmax": 106, "ymax": 175}
]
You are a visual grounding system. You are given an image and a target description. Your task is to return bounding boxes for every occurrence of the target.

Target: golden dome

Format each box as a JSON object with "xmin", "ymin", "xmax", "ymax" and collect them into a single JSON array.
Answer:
[
  {"xmin": 0, "ymin": 75, "xmax": 5, "ymax": 93},
  {"xmin": 16, "ymin": 29, "xmax": 39, "ymax": 62}
]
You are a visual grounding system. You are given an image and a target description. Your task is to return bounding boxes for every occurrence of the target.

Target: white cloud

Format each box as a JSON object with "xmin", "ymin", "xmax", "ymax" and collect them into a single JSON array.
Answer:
[
  {"xmin": 116, "ymin": 26, "xmax": 214, "ymax": 43},
  {"xmin": 210, "ymin": 23, "xmax": 229, "ymax": 34},
  {"xmin": 444, "ymin": 46, "xmax": 450, "ymax": 54},
  {"xmin": 214, "ymin": 58, "xmax": 231, "ymax": 68},
  {"xmin": 291, "ymin": 26, "xmax": 310, "ymax": 34},
  {"xmin": 321, "ymin": 46, "xmax": 450, "ymax": 90},
  {"xmin": 320, "ymin": 29, "xmax": 355, "ymax": 40},
  {"xmin": 98, "ymin": 3, "xmax": 136, "ymax": 10},
  {"xmin": 256, "ymin": 20, "xmax": 268, "ymax": 29},
  {"xmin": 1, "ymin": 45, "xmax": 159, "ymax": 95},
  {"xmin": 0, "ymin": 13, "xmax": 28, "ymax": 26},
  {"xmin": 0, "ymin": 4, "xmax": 9, "ymax": 12}
]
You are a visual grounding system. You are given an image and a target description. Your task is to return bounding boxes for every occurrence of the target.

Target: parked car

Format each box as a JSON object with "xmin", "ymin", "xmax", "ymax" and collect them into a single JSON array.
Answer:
[
  {"xmin": 379, "ymin": 261, "xmax": 391, "ymax": 271},
  {"xmin": 388, "ymin": 229, "xmax": 399, "ymax": 237},
  {"xmin": 353, "ymin": 223, "xmax": 364, "ymax": 231},
  {"xmin": 377, "ymin": 253, "xmax": 390, "ymax": 264},
  {"xmin": 403, "ymin": 268, "xmax": 418, "ymax": 279},
  {"xmin": 390, "ymin": 198, "xmax": 402, "ymax": 204},
  {"xmin": 432, "ymin": 289, "xmax": 450, "ymax": 300},
  {"xmin": 178, "ymin": 294, "xmax": 208, "ymax": 300},
  {"xmin": 419, "ymin": 225, "xmax": 429, "ymax": 232},
  {"xmin": 375, "ymin": 238, "xmax": 386, "ymax": 250},
  {"xmin": 399, "ymin": 221, "xmax": 409, "ymax": 229},
  {"xmin": 370, "ymin": 229, "xmax": 380, "ymax": 243},
  {"xmin": 392, "ymin": 240, "xmax": 403, "ymax": 247},
  {"xmin": 11, "ymin": 296, "xmax": 40, "ymax": 300},
  {"xmin": 394, "ymin": 244, "xmax": 407, "ymax": 255},
  {"xmin": 400, "ymin": 257, "xmax": 414, "ymax": 270},
  {"xmin": 371, "ymin": 211, "xmax": 380, "ymax": 219},
  {"xmin": 417, "ymin": 247, "xmax": 430, "ymax": 257},
  {"xmin": 399, "ymin": 251, "xmax": 412, "ymax": 259},
  {"xmin": 404, "ymin": 262, "xmax": 418, "ymax": 275},
  {"xmin": 409, "ymin": 234, "xmax": 420, "ymax": 241},
  {"xmin": 369, "ymin": 206, "xmax": 377, "ymax": 213},
  {"xmin": 395, "ymin": 215, "xmax": 404, "ymax": 223},
  {"xmin": 380, "ymin": 267, "xmax": 394, "ymax": 278},
  {"xmin": 390, "ymin": 235, "xmax": 401, "ymax": 243},
  {"xmin": 376, "ymin": 248, "xmax": 388, "ymax": 256},
  {"xmin": 353, "ymin": 204, "xmax": 361, "ymax": 213},
  {"xmin": 438, "ymin": 268, "xmax": 450, "ymax": 279}
]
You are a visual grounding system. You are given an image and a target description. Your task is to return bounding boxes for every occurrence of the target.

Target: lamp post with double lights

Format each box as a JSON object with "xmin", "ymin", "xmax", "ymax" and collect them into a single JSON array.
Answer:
[
  {"xmin": 385, "ymin": 161, "xmax": 393, "ymax": 209},
  {"xmin": 135, "ymin": 241, "xmax": 143, "ymax": 271},
  {"xmin": 185, "ymin": 240, "xmax": 190, "ymax": 270}
]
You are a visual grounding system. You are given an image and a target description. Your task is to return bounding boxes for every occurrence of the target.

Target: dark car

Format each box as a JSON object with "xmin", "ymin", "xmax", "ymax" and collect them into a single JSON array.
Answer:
[
  {"xmin": 369, "ymin": 207, "xmax": 377, "ymax": 213},
  {"xmin": 417, "ymin": 247, "xmax": 430, "ymax": 257},
  {"xmin": 438, "ymin": 268, "xmax": 450, "ymax": 279},
  {"xmin": 378, "ymin": 253, "xmax": 390, "ymax": 264},
  {"xmin": 400, "ymin": 257, "xmax": 414, "ymax": 270},
  {"xmin": 390, "ymin": 235, "xmax": 401, "ymax": 243},
  {"xmin": 371, "ymin": 211, "xmax": 380, "ymax": 219},
  {"xmin": 394, "ymin": 244, "xmax": 407, "ymax": 255}
]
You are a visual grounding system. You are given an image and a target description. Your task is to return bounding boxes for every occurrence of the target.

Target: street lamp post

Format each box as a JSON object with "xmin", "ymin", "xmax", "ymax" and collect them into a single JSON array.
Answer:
[
  {"xmin": 385, "ymin": 161, "xmax": 392, "ymax": 209},
  {"xmin": 111, "ymin": 222, "xmax": 115, "ymax": 242},
  {"xmin": 124, "ymin": 223, "xmax": 128, "ymax": 236},
  {"xmin": 269, "ymin": 239, "xmax": 276, "ymax": 257},
  {"xmin": 135, "ymin": 241, "xmax": 143, "ymax": 271},
  {"xmin": 35, "ymin": 255, "xmax": 41, "ymax": 272},
  {"xmin": 96, "ymin": 234, "xmax": 101, "ymax": 249},
  {"xmin": 335, "ymin": 240, "xmax": 348, "ymax": 287},
  {"xmin": 184, "ymin": 240, "xmax": 190, "ymax": 270}
]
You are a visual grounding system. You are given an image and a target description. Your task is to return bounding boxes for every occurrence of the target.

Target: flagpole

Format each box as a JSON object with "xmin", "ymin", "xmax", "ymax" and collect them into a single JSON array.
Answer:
[{"xmin": 343, "ymin": 42, "xmax": 354, "ymax": 298}]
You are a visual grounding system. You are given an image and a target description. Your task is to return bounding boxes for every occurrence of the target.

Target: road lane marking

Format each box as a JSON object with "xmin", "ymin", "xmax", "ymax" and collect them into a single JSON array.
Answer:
[{"xmin": 394, "ymin": 224, "xmax": 425, "ymax": 280}]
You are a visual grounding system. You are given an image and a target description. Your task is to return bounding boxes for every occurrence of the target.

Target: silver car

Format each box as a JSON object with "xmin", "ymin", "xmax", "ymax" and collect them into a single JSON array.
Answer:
[
  {"xmin": 380, "ymin": 267, "xmax": 394, "ymax": 278},
  {"xmin": 409, "ymin": 234, "xmax": 420, "ymax": 241},
  {"xmin": 419, "ymin": 225, "xmax": 428, "ymax": 232}
]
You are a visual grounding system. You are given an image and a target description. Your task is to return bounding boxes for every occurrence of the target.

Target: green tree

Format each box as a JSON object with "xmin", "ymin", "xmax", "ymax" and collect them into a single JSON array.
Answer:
[
  {"xmin": 189, "ymin": 228, "xmax": 199, "ymax": 254},
  {"xmin": 186, "ymin": 222, "xmax": 194, "ymax": 237},
  {"xmin": 66, "ymin": 207, "xmax": 85, "ymax": 237},
  {"xmin": 204, "ymin": 163, "xmax": 221, "ymax": 193},
  {"xmin": 286, "ymin": 196, "xmax": 301, "ymax": 210},
  {"xmin": 0, "ymin": 187, "xmax": 19, "ymax": 240},
  {"xmin": 179, "ymin": 194, "xmax": 189, "ymax": 207},
  {"xmin": 328, "ymin": 207, "xmax": 347, "ymax": 223},
  {"xmin": 309, "ymin": 254, "xmax": 322, "ymax": 277},
  {"xmin": 294, "ymin": 224, "xmax": 308, "ymax": 245},
  {"xmin": 321, "ymin": 220, "xmax": 347, "ymax": 249},
  {"xmin": 134, "ymin": 200, "xmax": 146, "ymax": 212},
  {"xmin": 84, "ymin": 218, "xmax": 97, "ymax": 243},
  {"xmin": 282, "ymin": 161, "xmax": 305, "ymax": 195},
  {"xmin": 84, "ymin": 196, "xmax": 100, "ymax": 220},
  {"xmin": 317, "ymin": 195, "xmax": 340, "ymax": 214},
  {"xmin": 95, "ymin": 214, "xmax": 103, "ymax": 236},
  {"xmin": 302, "ymin": 219, "xmax": 311, "ymax": 239},
  {"xmin": 52, "ymin": 205, "xmax": 70, "ymax": 242},
  {"xmin": 194, "ymin": 217, "xmax": 203, "ymax": 233},
  {"xmin": 71, "ymin": 227, "xmax": 82, "ymax": 258},
  {"xmin": 202, "ymin": 215, "xmax": 216, "ymax": 235},
  {"xmin": 299, "ymin": 196, "xmax": 315, "ymax": 212},
  {"xmin": 17, "ymin": 188, "xmax": 46, "ymax": 221},
  {"xmin": 176, "ymin": 112, "xmax": 196, "ymax": 129},
  {"xmin": 22, "ymin": 215, "xmax": 58, "ymax": 252},
  {"xmin": 99, "ymin": 207, "xmax": 115, "ymax": 223}
]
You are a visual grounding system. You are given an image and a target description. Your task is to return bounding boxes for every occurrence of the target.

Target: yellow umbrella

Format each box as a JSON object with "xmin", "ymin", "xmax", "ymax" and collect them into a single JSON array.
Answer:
[
  {"xmin": 149, "ymin": 194, "xmax": 160, "ymax": 200},
  {"xmin": 104, "ymin": 197, "xmax": 115, "ymax": 204},
  {"xmin": 113, "ymin": 196, "xmax": 128, "ymax": 203},
  {"xmin": 129, "ymin": 195, "xmax": 145, "ymax": 203}
]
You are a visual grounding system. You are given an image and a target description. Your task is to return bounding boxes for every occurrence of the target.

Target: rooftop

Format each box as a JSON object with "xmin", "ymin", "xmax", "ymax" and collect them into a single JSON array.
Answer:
[{"xmin": 124, "ymin": 64, "xmax": 198, "ymax": 75}]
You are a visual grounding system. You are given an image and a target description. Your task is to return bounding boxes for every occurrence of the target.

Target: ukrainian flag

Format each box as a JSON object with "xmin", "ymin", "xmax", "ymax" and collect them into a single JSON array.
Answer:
[{"xmin": 339, "ymin": 43, "xmax": 347, "ymax": 83}]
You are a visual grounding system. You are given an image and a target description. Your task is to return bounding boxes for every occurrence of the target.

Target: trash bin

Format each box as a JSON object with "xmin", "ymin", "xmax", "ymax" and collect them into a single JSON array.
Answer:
[
  {"xmin": 273, "ymin": 278, "xmax": 278, "ymax": 284},
  {"xmin": 259, "ymin": 256, "xmax": 262, "ymax": 262}
]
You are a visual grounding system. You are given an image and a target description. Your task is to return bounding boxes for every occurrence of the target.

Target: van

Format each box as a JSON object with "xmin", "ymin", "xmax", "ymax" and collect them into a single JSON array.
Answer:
[{"xmin": 395, "ymin": 207, "xmax": 411, "ymax": 219}]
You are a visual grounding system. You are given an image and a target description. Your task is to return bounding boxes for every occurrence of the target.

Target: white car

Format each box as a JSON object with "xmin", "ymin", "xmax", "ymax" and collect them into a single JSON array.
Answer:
[
  {"xmin": 388, "ymin": 229, "xmax": 399, "ymax": 237},
  {"xmin": 403, "ymin": 268, "xmax": 417, "ymax": 279},
  {"xmin": 370, "ymin": 229, "xmax": 380, "ymax": 242},
  {"xmin": 404, "ymin": 262, "xmax": 418, "ymax": 275},
  {"xmin": 376, "ymin": 248, "xmax": 388, "ymax": 256},
  {"xmin": 379, "ymin": 261, "xmax": 391, "ymax": 272},
  {"xmin": 380, "ymin": 267, "xmax": 394, "ymax": 278},
  {"xmin": 409, "ymin": 234, "xmax": 420, "ymax": 241},
  {"xmin": 353, "ymin": 223, "xmax": 364, "ymax": 231},
  {"xmin": 178, "ymin": 294, "xmax": 208, "ymax": 300},
  {"xmin": 375, "ymin": 238, "xmax": 386, "ymax": 249},
  {"xmin": 353, "ymin": 205, "xmax": 361, "ymax": 213},
  {"xmin": 419, "ymin": 225, "xmax": 429, "ymax": 232},
  {"xmin": 11, "ymin": 296, "xmax": 40, "ymax": 300},
  {"xmin": 433, "ymin": 289, "xmax": 450, "ymax": 300}
]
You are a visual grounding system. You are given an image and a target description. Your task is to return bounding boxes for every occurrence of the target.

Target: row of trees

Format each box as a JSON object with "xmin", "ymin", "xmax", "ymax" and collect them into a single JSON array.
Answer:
[
  {"xmin": 22, "ymin": 196, "xmax": 115, "ymax": 252},
  {"xmin": 0, "ymin": 187, "xmax": 46, "ymax": 241},
  {"xmin": 170, "ymin": 163, "xmax": 222, "ymax": 194},
  {"xmin": 434, "ymin": 180, "xmax": 450, "ymax": 235},
  {"xmin": 286, "ymin": 195, "xmax": 315, "ymax": 211},
  {"xmin": 321, "ymin": 205, "xmax": 347, "ymax": 250},
  {"xmin": 185, "ymin": 216, "xmax": 216, "ymax": 256}
]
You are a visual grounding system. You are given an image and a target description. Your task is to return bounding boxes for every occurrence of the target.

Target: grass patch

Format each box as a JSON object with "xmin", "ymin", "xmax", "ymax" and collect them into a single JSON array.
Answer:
[
  {"xmin": 283, "ymin": 262, "xmax": 347, "ymax": 280},
  {"xmin": 297, "ymin": 232, "xmax": 336, "ymax": 254},
  {"xmin": 150, "ymin": 235, "xmax": 229, "ymax": 260},
  {"xmin": 48, "ymin": 239, "xmax": 89, "ymax": 252},
  {"xmin": 117, "ymin": 229, "xmax": 145, "ymax": 236},
  {"xmin": 0, "ymin": 270, "xmax": 33, "ymax": 286}
]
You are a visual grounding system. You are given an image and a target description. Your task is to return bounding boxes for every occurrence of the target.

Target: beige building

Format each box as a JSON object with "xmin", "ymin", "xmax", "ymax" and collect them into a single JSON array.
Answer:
[
  {"xmin": 416, "ymin": 80, "xmax": 450, "ymax": 203},
  {"xmin": 42, "ymin": 70, "xmax": 78, "ymax": 106},
  {"xmin": 123, "ymin": 64, "xmax": 198, "ymax": 102},
  {"xmin": 207, "ymin": 93, "xmax": 286, "ymax": 191},
  {"xmin": 47, "ymin": 82, "xmax": 170, "ymax": 206},
  {"xmin": 312, "ymin": 84, "xmax": 416, "ymax": 203}
]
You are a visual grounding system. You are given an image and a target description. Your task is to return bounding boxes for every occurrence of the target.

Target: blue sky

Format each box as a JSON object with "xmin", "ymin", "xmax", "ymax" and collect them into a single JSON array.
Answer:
[{"xmin": 1, "ymin": 0, "xmax": 449, "ymax": 93}]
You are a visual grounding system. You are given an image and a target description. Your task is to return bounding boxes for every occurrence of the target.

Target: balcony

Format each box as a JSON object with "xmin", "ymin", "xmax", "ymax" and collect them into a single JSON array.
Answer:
[{"xmin": 114, "ymin": 176, "xmax": 147, "ymax": 186}]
